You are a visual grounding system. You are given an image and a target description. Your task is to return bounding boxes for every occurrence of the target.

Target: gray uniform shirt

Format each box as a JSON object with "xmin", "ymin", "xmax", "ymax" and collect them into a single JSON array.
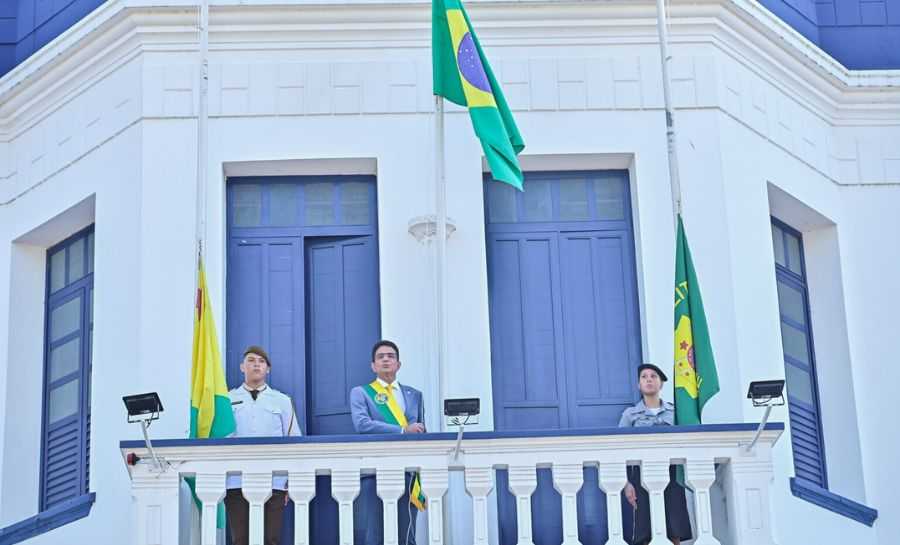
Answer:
[
  {"xmin": 618, "ymin": 399, "xmax": 675, "ymax": 427},
  {"xmin": 226, "ymin": 384, "xmax": 301, "ymax": 490}
]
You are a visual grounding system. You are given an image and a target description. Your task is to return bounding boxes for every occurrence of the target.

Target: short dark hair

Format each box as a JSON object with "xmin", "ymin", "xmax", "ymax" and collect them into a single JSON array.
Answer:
[
  {"xmin": 243, "ymin": 345, "xmax": 271, "ymax": 367},
  {"xmin": 371, "ymin": 340, "xmax": 399, "ymax": 362}
]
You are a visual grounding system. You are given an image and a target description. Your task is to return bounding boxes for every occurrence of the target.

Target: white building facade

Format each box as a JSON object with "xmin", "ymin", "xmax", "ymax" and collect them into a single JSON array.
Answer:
[{"xmin": 0, "ymin": 0, "xmax": 898, "ymax": 544}]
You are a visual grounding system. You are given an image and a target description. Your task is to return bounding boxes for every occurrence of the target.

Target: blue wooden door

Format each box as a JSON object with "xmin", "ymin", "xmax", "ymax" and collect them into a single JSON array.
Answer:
[
  {"xmin": 305, "ymin": 235, "xmax": 381, "ymax": 435},
  {"xmin": 227, "ymin": 237, "xmax": 307, "ymax": 422},
  {"xmin": 485, "ymin": 172, "xmax": 642, "ymax": 545},
  {"xmin": 486, "ymin": 172, "xmax": 642, "ymax": 430},
  {"xmin": 227, "ymin": 178, "xmax": 380, "ymax": 545}
]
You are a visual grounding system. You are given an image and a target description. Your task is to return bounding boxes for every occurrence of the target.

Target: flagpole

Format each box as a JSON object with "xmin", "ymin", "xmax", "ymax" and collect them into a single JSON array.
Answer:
[
  {"xmin": 195, "ymin": 0, "xmax": 210, "ymax": 261},
  {"xmin": 433, "ymin": 94, "xmax": 447, "ymax": 432},
  {"xmin": 654, "ymin": 0, "xmax": 683, "ymax": 224}
]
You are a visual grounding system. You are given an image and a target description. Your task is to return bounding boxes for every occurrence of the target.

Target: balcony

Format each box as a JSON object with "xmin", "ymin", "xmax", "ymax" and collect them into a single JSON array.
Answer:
[{"xmin": 120, "ymin": 423, "xmax": 782, "ymax": 545}]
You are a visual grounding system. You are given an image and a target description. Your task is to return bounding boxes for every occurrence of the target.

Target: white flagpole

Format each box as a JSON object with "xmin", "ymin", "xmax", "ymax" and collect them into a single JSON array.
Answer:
[
  {"xmin": 654, "ymin": 0, "xmax": 684, "ymax": 224},
  {"xmin": 195, "ymin": 0, "xmax": 210, "ymax": 260},
  {"xmin": 433, "ymin": 95, "xmax": 447, "ymax": 432}
]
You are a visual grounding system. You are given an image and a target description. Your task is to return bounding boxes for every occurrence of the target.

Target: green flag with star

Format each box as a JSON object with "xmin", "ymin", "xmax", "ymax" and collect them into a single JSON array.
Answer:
[{"xmin": 673, "ymin": 214, "xmax": 720, "ymax": 424}]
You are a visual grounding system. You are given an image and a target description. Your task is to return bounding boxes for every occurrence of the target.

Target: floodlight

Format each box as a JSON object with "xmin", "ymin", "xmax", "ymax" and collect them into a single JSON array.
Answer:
[
  {"xmin": 123, "ymin": 392, "xmax": 166, "ymax": 471},
  {"xmin": 743, "ymin": 380, "xmax": 786, "ymax": 453},
  {"xmin": 444, "ymin": 398, "xmax": 481, "ymax": 461}
]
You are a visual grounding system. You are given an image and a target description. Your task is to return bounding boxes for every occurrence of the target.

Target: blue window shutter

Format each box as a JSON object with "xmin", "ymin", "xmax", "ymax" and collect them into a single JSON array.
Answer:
[
  {"xmin": 772, "ymin": 219, "xmax": 828, "ymax": 489},
  {"xmin": 40, "ymin": 227, "xmax": 94, "ymax": 511}
]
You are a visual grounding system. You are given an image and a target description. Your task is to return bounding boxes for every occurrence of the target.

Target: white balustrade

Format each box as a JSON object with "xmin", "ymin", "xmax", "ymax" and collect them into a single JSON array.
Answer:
[{"xmin": 121, "ymin": 426, "xmax": 782, "ymax": 545}]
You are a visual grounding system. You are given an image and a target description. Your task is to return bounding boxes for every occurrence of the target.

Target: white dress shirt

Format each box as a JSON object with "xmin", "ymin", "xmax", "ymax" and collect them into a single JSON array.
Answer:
[
  {"xmin": 376, "ymin": 377, "xmax": 406, "ymax": 413},
  {"xmin": 226, "ymin": 384, "xmax": 301, "ymax": 490}
]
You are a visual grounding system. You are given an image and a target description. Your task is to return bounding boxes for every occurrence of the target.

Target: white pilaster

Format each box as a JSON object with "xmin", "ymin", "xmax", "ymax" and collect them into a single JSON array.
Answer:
[
  {"xmin": 724, "ymin": 457, "xmax": 777, "ymax": 545},
  {"xmin": 132, "ymin": 469, "xmax": 180, "ymax": 545}
]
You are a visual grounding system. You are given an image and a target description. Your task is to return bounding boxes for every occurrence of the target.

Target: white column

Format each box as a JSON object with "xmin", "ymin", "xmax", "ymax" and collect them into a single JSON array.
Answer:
[
  {"xmin": 640, "ymin": 460, "xmax": 670, "ymax": 545},
  {"xmin": 723, "ymin": 458, "xmax": 777, "ymax": 545},
  {"xmin": 331, "ymin": 469, "xmax": 361, "ymax": 545},
  {"xmin": 242, "ymin": 472, "xmax": 273, "ymax": 545},
  {"xmin": 420, "ymin": 467, "xmax": 450, "ymax": 545},
  {"xmin": 194, "ymin": 473, "xmax": 226, "ymax": 545},
  {"xmin": 288, "ymin": 470, "xmax": 317, "ymax": 545},
  {"xmin": 597, "ymin": 462, "xmax": 628, "ymax": 545},
  {"xmin": 507, "ymin": 465, "xmax": 537, "ymax": 545},
  {"xmin": 377, "ymin": 469, "xmax": 406, "ymax": 545},
  {"xmin": 465, "ymin": 466, "xmax": 493, "ymax": 545},
  {"xmin": 686, "ymin": 459, "xmax": 721, "ymax": 545},
  {"xmin": 132, "ymin": 469, "xmax": 181, "ymax": 545},
  {"xmin": 552, "ymin": 463, "xmax": 584, "ymax": 545}
]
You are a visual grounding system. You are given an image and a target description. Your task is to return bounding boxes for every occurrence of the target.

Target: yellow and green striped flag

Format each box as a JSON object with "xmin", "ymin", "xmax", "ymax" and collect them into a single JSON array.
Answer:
[
  {"xmin": 188, "ymin": 257, "xmax": 235, "ymax": 527},
  {"xmin": 673, "ymin": 215, "xmax": 720, "ymax": 424}
]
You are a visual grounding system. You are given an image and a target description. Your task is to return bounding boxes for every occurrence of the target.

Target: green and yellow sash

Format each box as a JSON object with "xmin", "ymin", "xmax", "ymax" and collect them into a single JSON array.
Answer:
[{"xmin": 362, "ymin": 380, "xmax": 427, "ymax": 511}]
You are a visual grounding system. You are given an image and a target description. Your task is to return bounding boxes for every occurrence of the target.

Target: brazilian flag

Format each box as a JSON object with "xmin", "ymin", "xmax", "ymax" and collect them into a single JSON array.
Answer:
[
  {"xmin": 433, "ymin": 0, "xmax": 525, "ymax": 189},
  {"xmin": 187, "ymin": 257, "xmax": 236, "ymax": 528},
  {"xmin": 673, "ymin": 215, "xmax": 720, "ymax": 424}
]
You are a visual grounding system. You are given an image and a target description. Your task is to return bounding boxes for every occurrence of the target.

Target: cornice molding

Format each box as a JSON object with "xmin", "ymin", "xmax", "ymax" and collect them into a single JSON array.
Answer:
[{"xmin": 0, "ymin": 0, "xmax": 897, "ymax": 134}]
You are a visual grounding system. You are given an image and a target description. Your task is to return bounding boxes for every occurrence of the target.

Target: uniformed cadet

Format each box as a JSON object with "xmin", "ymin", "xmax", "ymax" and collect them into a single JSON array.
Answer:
[
  {"xmin": 224, "ymin": 345, "xmax": 301, "ymax": 545},
  {"xmin": 618, "ymin": 363, "xmax": 692, "ymax": 545}
]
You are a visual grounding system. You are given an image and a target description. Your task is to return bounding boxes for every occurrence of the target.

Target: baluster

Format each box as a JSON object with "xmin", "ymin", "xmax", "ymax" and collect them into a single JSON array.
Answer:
[
  {"xmin": 242, "ymin": 472, "xmax": 273, "ymax": 545},
  {"xmin": 686, "ymin": 459, "xmax": 721, "ymax": 545},
  {"xmin": 597, "ymin": 462, "xmax": 628, "ymax": 545},
  {"xmin": 132, "ymin": 469, "xmax": 180, "ymax": 545},
  {"xmin": 640, "ymin": 460, "xmax": 670, "ymax": 545},
  {"xmin": 465, "ymin": 466, "xmax": 494, "ymax": 545},
  {"xmin": 377, "ymin": 469, "xmax": 406, "ymax": 545},
  {"xmin": 419, "ymin": 467, "xmax": 449, "ymax": 545},
  {"xmin": 507, "ymin": 465, "xmax": 538, "ymax": 545},
  {"xmin": 194, "ymin": 473, "xmax": 226, "ymax": 545},
  {"xmin": 288, "ymin": 470, "xmax": 316, "ymax": 545},
  {"xmin": 331, "ymin": 469, "xmax": 361, "ymax": 545},
  {"xmin": 553, "ymin": 463, "xmax": 584, "ymax": 545}
]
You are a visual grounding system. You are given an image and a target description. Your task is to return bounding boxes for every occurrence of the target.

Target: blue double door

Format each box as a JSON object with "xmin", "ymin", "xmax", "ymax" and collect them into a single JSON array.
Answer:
[
  {"xmin": 226, "ymin": 177, "xmax": 381, "ymax": 544},
  {"xmin": 485, "ymin": 171, "xmax": 643, "ymax": 545}
]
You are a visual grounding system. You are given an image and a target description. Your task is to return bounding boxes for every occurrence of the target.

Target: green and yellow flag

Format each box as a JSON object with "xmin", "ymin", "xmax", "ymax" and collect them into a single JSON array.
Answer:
[
  {"xmin": 362, "ymin": 381, "xmax": 427, "ymax": 511},
  {"xmin": 188, "ymin": 257, "xmax": 235, "ymax": 527},
  {"xmin": 433, "ymin": 0, "xmax": 525, "ymax": 189},
  {"xmin": 190, "ymin": 258, "xmax": 235, "ymax": 439},
  {"xmin": 673, "ymin": 215, "xmax": 720, "ymax": 424}
]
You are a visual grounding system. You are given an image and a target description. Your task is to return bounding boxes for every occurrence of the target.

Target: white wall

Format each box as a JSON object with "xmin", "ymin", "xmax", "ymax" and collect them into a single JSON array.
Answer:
[
  {"xmin": 0, "ymin": 1, "xmax": 898, "ymax": 544},
  {"xmin": 837, "ymin": 185, "xmax": 900, "ymax": 545}
]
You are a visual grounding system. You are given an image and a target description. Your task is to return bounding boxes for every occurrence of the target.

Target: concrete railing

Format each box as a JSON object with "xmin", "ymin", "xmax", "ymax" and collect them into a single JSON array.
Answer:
[{"xmin": 120, "ymin": 423, "xmax": 783, "ymax": 545}]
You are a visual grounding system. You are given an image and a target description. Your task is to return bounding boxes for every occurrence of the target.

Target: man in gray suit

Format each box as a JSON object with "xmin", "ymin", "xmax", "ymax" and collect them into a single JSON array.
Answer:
[{"xmin": 350, "ymin": 340, "xmax": 425, "ymax": 545}]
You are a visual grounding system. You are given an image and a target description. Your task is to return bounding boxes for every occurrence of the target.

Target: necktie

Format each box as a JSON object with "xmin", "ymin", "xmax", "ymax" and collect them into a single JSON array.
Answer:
[
  {"xmin": 385, "ymin": 383, "xmax": 397, "ymax": 403},
  {"xmin": 250, "ymin": 389, "xmax": 260, "ymax": 401}
]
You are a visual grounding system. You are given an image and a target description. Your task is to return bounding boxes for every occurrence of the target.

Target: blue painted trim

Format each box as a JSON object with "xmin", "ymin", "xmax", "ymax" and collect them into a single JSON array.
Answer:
[
  {"xmin": 771, "ymin": 217, "xmax": 829, "ymax": 489},
  {"xmin": 41, "ymin": 226, "xmax": 94, "ymax": 511},
  {"xmin": 0, "ymin": 493, "xmax": 95, "ymax": 545},
  {"xmin": 120, "ymin": 422, "xmax": 784, "ymax": 449},
  {"xmin": 790, "ymin": 478, "xmax": 878, "ymax": 526}
]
